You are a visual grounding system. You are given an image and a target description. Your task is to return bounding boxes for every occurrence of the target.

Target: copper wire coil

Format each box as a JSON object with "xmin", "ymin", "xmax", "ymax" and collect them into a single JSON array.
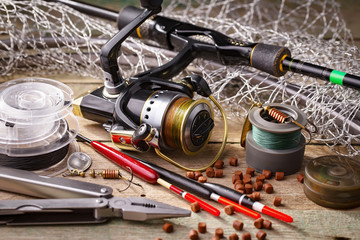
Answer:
[
  {"xmin": 101, "ymin": 169, "xmax": 121, "ymax": 179},
  {"xmin": 267, "ymin": 108, "xmax": 289, "ymax": 123}
]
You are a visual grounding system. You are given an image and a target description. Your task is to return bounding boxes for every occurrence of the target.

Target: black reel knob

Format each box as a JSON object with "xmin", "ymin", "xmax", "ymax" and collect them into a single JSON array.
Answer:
[
  {"xmin": 132, "ymin": 123, "xmax": 153, "ymax": 151},
  {"xmin": 190, "ymin": 110, "xmax": 214, "ymax": 146}
]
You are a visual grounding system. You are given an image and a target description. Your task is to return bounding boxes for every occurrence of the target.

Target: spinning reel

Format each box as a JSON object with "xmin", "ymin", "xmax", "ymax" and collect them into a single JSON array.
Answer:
[{"xmin": 73, "ymin": 0, "xmax": 228, "ymax": 171}]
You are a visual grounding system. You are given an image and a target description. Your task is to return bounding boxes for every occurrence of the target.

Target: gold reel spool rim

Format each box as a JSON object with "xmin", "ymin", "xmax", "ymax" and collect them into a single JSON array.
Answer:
[{"xmin": 155, "ymin": 95, "xmax": 228, "ymax": 172}]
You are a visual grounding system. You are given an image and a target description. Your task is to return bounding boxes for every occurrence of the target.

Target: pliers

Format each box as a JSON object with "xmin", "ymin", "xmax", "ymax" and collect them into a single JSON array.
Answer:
[
  {"xmin": 0, "ymin": 196, "xmax": 190, "ymax": 225},
  {"xmin": 0, "ymin": 166, "xmax": 191, "ymax": 225}
]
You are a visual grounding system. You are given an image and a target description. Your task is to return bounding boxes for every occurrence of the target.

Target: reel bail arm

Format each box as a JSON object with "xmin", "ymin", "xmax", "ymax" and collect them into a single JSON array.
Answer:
[{"xmin": 100, "ymin": 0, "xmax": 162, "ymax": 96}]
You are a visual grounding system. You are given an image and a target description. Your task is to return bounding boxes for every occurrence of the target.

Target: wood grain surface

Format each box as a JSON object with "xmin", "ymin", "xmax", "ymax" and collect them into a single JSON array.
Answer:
[
  {"xmin": 1, "ymin": 0, "xmax": 359, "ymax": 237},
  {"xmin": 0, "ymin": 74, "xmax": 359, "ymax": 239}
]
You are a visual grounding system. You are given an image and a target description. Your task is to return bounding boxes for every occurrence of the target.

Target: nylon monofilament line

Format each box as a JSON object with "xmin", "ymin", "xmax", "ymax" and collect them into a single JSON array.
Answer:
[{"xmin": 0, "ymin": 78, "xmax": 79, "ymax": 171}]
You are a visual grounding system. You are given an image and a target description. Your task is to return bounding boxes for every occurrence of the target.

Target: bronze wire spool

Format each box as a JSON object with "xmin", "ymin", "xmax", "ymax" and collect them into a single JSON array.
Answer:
[{"xmin": 304, "ymin": 155, "xmax": 360, "ymax": 209}]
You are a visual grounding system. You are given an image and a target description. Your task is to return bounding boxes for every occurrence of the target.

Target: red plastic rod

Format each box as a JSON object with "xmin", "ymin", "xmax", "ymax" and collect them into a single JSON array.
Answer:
[
  {"xmin": 90, "ymin": 141, "xmax": 159, "ymax": 184},
  {"xmin": 163, "ymin": 180, "xmax": 220, "ymax": 217},
  {"xmin": 262, "ymin": 205, "xmax": 293, "ymax": 223}
]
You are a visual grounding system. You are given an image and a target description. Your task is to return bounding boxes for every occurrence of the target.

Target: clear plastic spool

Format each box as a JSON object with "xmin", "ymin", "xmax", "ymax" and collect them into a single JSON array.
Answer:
[
  {"xmin": 304, "ymin": 155, "xmax": 360, "ymax": 209},
  {"xmin": 0, "ymin": 78, "xmax": 78, "ymax": 157}
]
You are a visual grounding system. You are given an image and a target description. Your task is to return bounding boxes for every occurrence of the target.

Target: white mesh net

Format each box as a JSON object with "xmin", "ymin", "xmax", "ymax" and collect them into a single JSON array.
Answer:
[{"xmin": 1, "ymin": 0, "xmax": 359, "ymax": 156}]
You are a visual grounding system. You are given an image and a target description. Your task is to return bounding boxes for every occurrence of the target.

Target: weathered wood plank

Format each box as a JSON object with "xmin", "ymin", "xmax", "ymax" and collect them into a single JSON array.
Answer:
[{"xmin": 0, "ymin": 69, "xmax": 359, "ymax": 239}]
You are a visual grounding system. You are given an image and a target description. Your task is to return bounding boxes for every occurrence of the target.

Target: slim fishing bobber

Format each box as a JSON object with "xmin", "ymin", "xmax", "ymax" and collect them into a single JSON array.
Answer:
[{"xmin": 245, "ymin": 103, "xmax": 307, "ymax": 175}]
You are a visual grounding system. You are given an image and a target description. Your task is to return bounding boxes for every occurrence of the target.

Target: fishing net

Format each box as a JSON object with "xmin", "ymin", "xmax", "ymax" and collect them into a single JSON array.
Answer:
[{"xmin": 1, "ymin": 0, "xmax": 359, "ymax": 156}]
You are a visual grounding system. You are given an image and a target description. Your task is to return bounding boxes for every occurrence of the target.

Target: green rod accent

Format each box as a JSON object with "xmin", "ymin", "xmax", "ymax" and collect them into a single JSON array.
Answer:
[{"xmin": 329, "ymin": 70, "xmax": 346, "ymax": 86}]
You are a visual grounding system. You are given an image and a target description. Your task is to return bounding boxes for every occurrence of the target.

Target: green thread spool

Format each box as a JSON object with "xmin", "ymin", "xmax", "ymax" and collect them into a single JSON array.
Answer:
[
  {"xmin": 245, "ymin": 103, "xmax": 307, "ymax": 175},
  {"xmin": 252, "ymin": 125, "xmax": 302, "ymax": 150}
]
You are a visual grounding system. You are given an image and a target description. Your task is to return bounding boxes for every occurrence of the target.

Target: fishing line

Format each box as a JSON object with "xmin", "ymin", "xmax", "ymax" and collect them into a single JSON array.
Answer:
[
  {"xmin": 244, "ymin": 103, "xmax": 308, "ymax": 175},
  {"xmin": 0, "ymin": 144, "xmax": 70, "ymax": 171},
  {"xmin": 251, "ymin": 125, "xmax": 302, "ymax": 150}
]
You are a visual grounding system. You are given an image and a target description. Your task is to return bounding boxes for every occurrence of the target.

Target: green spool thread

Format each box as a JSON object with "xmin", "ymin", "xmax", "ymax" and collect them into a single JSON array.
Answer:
[{"xmin": 252, "ymin": 125, "xmax": 302, "ymax": 150}]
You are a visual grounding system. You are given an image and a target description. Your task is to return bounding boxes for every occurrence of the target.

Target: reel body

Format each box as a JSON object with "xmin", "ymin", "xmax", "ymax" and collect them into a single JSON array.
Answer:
[{"xmin": 77, "ymin": 76, "xmax": 215, "ymax": 156}]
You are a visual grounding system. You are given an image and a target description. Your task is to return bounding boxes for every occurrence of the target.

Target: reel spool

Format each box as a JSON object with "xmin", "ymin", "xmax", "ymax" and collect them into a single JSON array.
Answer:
[
  {"xmin": 304, "ymin": 155, "xmax": 360, "ymax": 209},
  {"xmin": 245, "ymin": 103, "xmax": 307, "ymax": 175},
  {"xmin": 0, "ymin": 78, "xmax": 79, "ymax": 171}
]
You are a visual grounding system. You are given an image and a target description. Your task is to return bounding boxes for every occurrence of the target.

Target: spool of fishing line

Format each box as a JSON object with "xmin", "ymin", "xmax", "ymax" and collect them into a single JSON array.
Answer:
[
  {"xmin": 245, "ymin": 103, "xmax": 307, "ymax": 175},
  {"xmin": 304, "ymin": 155, "xmax": 360, "ymax": 209},
  {"xmin": 0, "ymin": 78, "xmax": 79, "ymax": 171}
]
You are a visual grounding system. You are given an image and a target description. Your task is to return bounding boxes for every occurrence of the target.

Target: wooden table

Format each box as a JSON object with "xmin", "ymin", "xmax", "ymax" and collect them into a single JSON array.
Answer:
[{"xmin": 0, "ymin": 74, "xmax": 359, "ymax": 240}]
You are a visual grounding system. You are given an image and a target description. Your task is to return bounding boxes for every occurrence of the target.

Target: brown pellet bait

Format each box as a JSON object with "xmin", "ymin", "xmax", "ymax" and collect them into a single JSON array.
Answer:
[
  {"xmin": 253, "ymin": 181, "xmax": 263, "ymax": 191},
  {"xmin": 211, "ymin": 237, "xmax": 220, "ymax": 240},
  {"xmin": 190, "ymin": 202, "xmax": 201, "ymax": 212},
  {"xmin": 198, "ymin": 176, "xmax": 207, "ymax": 183},
  {"xmin": 243, "ymin": 175, "xmax": 252, "ymax": 184},
  {"xmin": 194, "ymin": 171, "xmax": 203, "ymax": 180},
  {"xmin": 244, "ymin": 173, "xmax": 252, "ymax": 179},
  {"xmin": 206, "ymin": 167, "xmax": 215, "ymax": 178},
  {"xmin": 229, "ymin": 157, "xmax": 238, "ymax": 166},
  {"xmin": 241, "ymin": 232, "xmax": 251, "ymax": 240},
  {"xmin": 252, "ymin": 192, "xmax": 261, "ymax": 201},
  {"xmin": 262, "ymin": 170, "xmax": 272, "ymax": 179},
  {"xmin": 234, "ymin": 170, "xmax": 243, "ymax": 179},
  {"xmin": 246, "ymin": 167, "xmax": 255, "ymax": 177},
  {"xmin": 186, "ymin": 171, "xmax": 195, "ymax": 179},
  {"xmin": 214, "ymin": 159, "xmax": 224, "ymax": 169},
  {"xmin": 234, "ymin": 183, "xmax": 245, "ymax": 191},
  {"xmin": 162, "ymin": 222, "xmax": 174, "ymax": 233},
  {"xmin": 233, "ymin": 220, "xmax": 244, "ymax": 231},
  {"xmin": 256, "ymin": 230, "xmax": 267, "ymax": 240},
  {"xmin": 256, "ymin": 174, "xmax": 266, "ymax": 183},
  {"xmin": 198, "ymin": 222, "xmax": 207, "ymax": 233},
  {"xmin": 263, "ymin": 220, "xmax": 272, "ymax": 230},
  {"xmin": 245, "ymin": 184, "xmax": 253, "ymax": 194},
  {"xmin": 275, "ymin": 172, "xmax": 284, "ymax": 180},
  {"xmin": 263, "ymin": 183, "xmax": 274, "ymax": 194},
  {"xmin": 297, "ymin": 173, "xmax": 304, "ymax": 183},
  {"xmin": 215, "ymin": 228, "xmax": 224, "ymax": 238},
  {"xmin": 273, "ymin": 196, "xmax": 282, "ymax": 206},
  {"xmin": 232, "ymin": 174, "xmax": 241, "ymax": 184},
  {"xmin": 234, "ymin": 179, "xmax": 244, "ymax": 186},
  {"xmin": 254, "ymin": 218, "xmax": 264, "ymax": 229},
  {"xmin": 229, "ymin": 233, "xmax": 240, "ymax": 240},
  {"xmin": 214, "ymin": 169, "xmax": 223, "ymax": 178},
  {"xmin": 224, "ymin": 205, "xmax": 235, "ymax": 215},
  {"xmin": 189, "ymin": 229, "xmax": 199, "ymax": 240}
]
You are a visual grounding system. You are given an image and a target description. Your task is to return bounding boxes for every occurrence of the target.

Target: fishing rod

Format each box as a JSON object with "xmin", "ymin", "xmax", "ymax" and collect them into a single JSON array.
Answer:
[{"xmin": 48, "ymin": 0, "xmax": 360, "ymax": 90}]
